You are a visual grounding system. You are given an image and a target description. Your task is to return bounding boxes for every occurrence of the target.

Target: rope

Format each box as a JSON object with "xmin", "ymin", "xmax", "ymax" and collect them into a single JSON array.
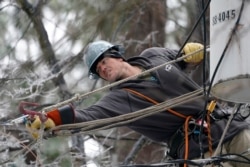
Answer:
[
  {"xmin": 41, "ymin": 46, "xmax": 209, "ymax": 113},
  {"xmin": 124, "ymin": 88, "xmax": 188, "ymax": 119},
  {"xmin": 124, "ymin": 88, "xmax": 193, "ymax": 166},
  {"xmin": 198, "ymin": 0, "xmax": 245, "ymax": 159},
  {"xmin": 48, "ymin": 88, "xmax": 204, "ymax": 136},
  {"xmin": 206, "ymin": 112, "xmax": 213, "ymax": 157},
  {"xmin": 37, "ymin": 47, "xmax": 208, "ymax": 155},
  {"xmin": 184, "ymin": 116, "xmax": 193, "ymax": 167},
  {"xmin": 47, "ymin": 88, "xmax": 204, "ymax": 167}
]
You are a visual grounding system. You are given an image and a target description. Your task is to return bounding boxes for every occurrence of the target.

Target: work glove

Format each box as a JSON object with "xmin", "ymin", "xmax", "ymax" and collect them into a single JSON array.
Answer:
[
  {"xmin": 182, "ymin": 42, "xmax": 204, "ymax": 63},
  {"xmin": 26, "ymin": 115, "xmax": 55, "ymax": 139},
  {"xmin": 25, "ymin": 104, "xmax": 75, "ymax": 139}
]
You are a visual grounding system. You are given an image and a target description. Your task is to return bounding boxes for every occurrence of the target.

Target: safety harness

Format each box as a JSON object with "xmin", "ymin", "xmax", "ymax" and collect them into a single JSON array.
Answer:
[{"xmin": 124, "ymin": 88, "xmax": 214, "ymax": 167}]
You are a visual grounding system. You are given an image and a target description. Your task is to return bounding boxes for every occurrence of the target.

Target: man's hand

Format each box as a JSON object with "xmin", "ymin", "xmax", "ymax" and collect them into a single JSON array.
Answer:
[
  {"xmin": 182, "ymin": 43, "xmax": 204, "ymax": 63},
  {"xmin": 26, "ymin": 116, "xmax": 55, "ymax": 139},
  {"xmin": 24, "ymin": 104, "xmax": 75, "ymax": 139}
]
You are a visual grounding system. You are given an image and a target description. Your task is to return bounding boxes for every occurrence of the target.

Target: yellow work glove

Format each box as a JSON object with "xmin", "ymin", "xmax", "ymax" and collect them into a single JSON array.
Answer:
[
  {"xmin": 182, "ymin": 42, "xmax": 204, "ymax": 63},
  {"xmin": 26, "ymin": 115, "xmax": 55, "ymax": 139}
]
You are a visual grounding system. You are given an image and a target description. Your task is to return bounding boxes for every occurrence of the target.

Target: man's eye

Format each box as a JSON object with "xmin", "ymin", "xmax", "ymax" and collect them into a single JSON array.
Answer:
[{"xmin": 102, "ymin": 59, "xmax": 106, "ymax": 64}]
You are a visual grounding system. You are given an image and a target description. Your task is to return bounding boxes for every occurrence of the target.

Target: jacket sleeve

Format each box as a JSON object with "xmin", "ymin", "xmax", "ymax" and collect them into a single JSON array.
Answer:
[
  {"xmin": 74, "ymin": 89, "xmax": 131, "ymax": 123},
  {"xmin": 139, "ymin": 47, "xmax": 187, "ymax": 69},
  {"xmin": 138, "ymin": 47, "xmax": 209, "ymax": 87},
  {"xmin": 46, "ymin": 89, "xmax": 131, "ymax": 124},
  {"xmin": 47, "ymin": 104, "xmax": 75, "ymax": 125}
]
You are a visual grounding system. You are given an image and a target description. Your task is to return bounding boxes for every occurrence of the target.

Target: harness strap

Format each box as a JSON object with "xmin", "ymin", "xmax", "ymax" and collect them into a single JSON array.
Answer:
[
  {"xmin": 184, "ymin": 116, "xmax": 193, "ymax": 165},
  {"xmin": 124, "ymin": 88, "xmax": 188, "ymax": 119},
  {"xmin": 124, "ymin": 88, "xmax": 192, "ymax": 165}
]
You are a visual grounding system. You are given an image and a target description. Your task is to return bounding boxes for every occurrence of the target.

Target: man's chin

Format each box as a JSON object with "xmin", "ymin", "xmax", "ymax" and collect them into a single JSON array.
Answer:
[
  {"xmin": 105, "ymin": 76, "xmax": 114, "ymax": 82},
  {"xmin": 109, "ymin": 78, "xmax": 116, "ymax": 82},
  {"xmin": 108, "ymin": 76, "xmax": 119, "ymax": 82}
]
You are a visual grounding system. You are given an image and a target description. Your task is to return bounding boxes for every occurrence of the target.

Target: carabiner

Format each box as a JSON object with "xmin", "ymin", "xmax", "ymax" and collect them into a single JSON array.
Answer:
[{"xmin": 19, "ymin": 101, "xmax": 47, "ymax": 122}]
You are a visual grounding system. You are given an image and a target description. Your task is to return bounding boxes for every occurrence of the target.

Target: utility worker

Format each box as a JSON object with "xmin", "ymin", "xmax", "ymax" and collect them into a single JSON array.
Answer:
[{"xmin": 27, "ymin": 40, "xmax": 250, "ymax": 167}]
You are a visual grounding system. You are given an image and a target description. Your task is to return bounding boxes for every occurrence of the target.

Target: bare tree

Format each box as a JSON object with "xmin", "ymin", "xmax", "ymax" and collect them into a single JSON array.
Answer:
[{"xmin": 0, "ymin": 0, "xmax": 206, "ymax": 166}]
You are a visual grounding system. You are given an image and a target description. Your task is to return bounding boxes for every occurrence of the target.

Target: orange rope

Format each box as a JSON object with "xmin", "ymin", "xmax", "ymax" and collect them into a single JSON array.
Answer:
[
  {"xmin": 124, "ymin": 88, "xmax": 193, "ymax": 165},
  {"xmin": 124, "ymin": 88, "xmax": 187, "ymax": 119},
  {"xmin": 125, "ymin": 89, "xmax": 217, "ymax": 166},
  {"xmin": 207, "ymin": 112, "xmax": 213, "ymax": 157},
  {"xmin": 184, "ymin": 116, "xmax": 193, "ymax": 167}
]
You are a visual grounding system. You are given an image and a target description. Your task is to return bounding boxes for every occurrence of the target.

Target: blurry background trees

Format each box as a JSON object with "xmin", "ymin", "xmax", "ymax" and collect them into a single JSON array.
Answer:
[{"xmin": 0, "ymin": 0, "xmax": 209, "ymax": 166}]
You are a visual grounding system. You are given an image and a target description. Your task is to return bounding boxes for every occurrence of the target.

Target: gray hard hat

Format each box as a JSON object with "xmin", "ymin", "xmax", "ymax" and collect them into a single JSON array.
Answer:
[{"xmin": 84, "ymin": 40, "xmax": 125, "ymax": 79}]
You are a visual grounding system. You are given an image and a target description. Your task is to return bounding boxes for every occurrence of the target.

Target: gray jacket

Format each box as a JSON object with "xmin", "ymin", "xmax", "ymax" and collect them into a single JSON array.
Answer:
[{"xmin": 69, "ymin": 47, "xmax": 249, "ymax": 158}]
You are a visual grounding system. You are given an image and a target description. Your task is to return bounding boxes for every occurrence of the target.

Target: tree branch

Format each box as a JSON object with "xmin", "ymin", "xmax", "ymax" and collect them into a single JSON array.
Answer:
[{"xmin": 17, "ymin": 0, "xmax": 72, "ymax": 100}]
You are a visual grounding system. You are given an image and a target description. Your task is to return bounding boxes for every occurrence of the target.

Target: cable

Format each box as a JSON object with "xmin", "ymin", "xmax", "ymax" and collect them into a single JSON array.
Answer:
[
  {"xmin": 174, "ymin": 0, "xmax": 211, "ymax": 60},
  {"xmin": 119, "ymin": 151, "xmax": 250, "ymax": 167},
  {"xmin": 119, "ymin": 159, "xmax": 202, "ymax": 167},
  {"xmin": 198, "ymin": 0, "xmax": 246, "ymax": 159},
  {"xmin": 213, "ymin": 151, "xmax": 250, "ymax": 165},
  {"xmin": 198, "ymin": 0, "xmax": 211, "ymax": 158}
]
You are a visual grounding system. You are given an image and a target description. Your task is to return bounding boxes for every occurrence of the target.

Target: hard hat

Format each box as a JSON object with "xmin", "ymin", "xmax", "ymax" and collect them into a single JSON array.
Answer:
[{"xmin": 83, "ymin": 40, "xmax": 124, "ymax": 79}]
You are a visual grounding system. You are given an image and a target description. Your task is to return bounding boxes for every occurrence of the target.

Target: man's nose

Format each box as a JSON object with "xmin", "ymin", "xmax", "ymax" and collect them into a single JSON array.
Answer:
[{"xmin": 100, "ymin": 65, "xmax": 106, "ymax": 75}]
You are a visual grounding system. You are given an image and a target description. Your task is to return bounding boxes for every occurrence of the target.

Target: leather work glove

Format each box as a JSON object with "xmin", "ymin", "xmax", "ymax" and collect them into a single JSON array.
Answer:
[
  {"xmin": 182, "ymin": 42, "xmax": 204, "ymax": 63},
  {"xmin": 25, "ymin": 104, "xmax": 75, "ymax": 139},
  {"xmin": 26, "ymin": 115, "xmax": 55, "ymax": 139}
]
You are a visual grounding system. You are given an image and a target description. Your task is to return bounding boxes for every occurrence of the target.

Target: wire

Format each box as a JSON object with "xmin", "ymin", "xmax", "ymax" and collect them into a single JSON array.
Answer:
[
  {"xmin": 198, "ymin": 0, "xmax": 246, "ymax": 159},
  {"xmin": 200, "ymin": 0, "xmax": 209, "ymax": 94},
  {"xmin": 119, "ymin": 151, "xmax": 250, "ymax": 167},
  {"xmin": 119, "ymin": 159, "xmax": 202, "ymax": 167},
  {"xmin": 174, "ymin": 0, "xmax": 211, "ymax": 60},
  {"xmin": 198, "ymin": 0, "xmax": 211, "ymax": 158},
  {"xmin": 219, "ymin": 154, "xmax": 250, "ymax": 164}
]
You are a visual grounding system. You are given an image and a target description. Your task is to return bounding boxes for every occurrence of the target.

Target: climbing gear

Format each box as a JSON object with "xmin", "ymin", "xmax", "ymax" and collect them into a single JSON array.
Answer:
[
  {"xmin": 83, "ymin": 40, "xmax": 125, "ymax": 79},
  {"xmin": 19, "ymin": 101, "xmax": 47, "ymax": 122},
  {"xmin": 19, "ymin": 101, "xmax": 53, "ymax": 139},
  {"xmin": 167, "ymin": 118, "xmax": 207, "ymax": 159},
  {"xmin": 23, "ymin": 103, "xmax": 75, "ymax": 139},
  {"xmin": 123, "ymin": 88, "xmax": 194, "ymax": 167},
  {"xmin": 26, "ymin": 115, "xmax": 56, "ymax": 139}
]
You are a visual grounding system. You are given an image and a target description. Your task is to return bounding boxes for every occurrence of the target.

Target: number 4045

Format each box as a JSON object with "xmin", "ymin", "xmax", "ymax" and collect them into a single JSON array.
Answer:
[{"xmin": 212, "ymin": 9, "xmax": 236, "ymax": 26}]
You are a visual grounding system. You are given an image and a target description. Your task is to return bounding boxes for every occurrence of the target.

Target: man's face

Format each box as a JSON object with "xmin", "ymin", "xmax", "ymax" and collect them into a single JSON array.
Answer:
[{"xmin": 96, "ymin": 57, "xmax": 124, "ymax": 82}]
